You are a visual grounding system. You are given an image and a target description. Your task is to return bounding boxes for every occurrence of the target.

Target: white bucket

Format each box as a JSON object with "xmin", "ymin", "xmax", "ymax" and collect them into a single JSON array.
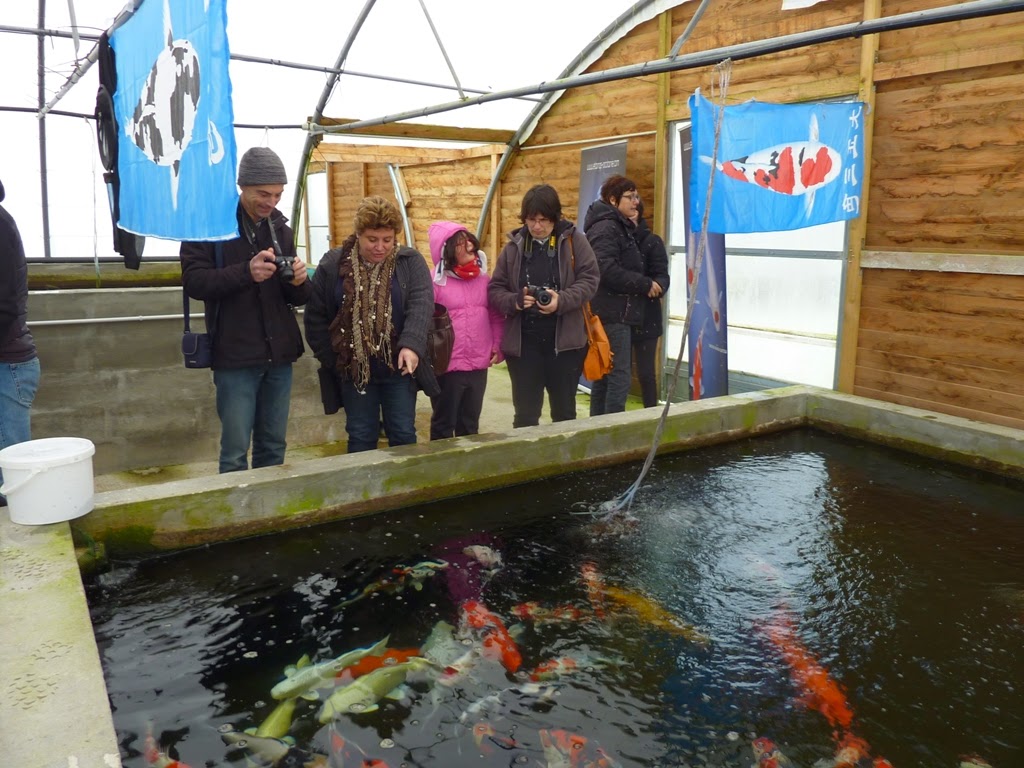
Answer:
[{"xmin": 0, "ymin": 437, "xmax": 96, "ymax": 525}]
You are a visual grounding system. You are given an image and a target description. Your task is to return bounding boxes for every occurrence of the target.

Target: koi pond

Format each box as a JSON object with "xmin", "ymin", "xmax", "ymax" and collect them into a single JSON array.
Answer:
[{"xmin": 85, "ymin": 429, "xmax": 1024, "ymax": 768}]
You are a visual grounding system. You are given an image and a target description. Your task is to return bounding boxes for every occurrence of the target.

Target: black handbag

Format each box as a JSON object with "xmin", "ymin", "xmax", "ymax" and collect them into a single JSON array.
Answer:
[
  {"xmin": 182, "ymin": 243, "xmax": 222, "ymax": 369},
  {"xmin": 317, "ymin": 366, "xmax": 343, "ymax": 415},
  {"xmin": 427, "ymin": 302, "xmax": 454, "ymax": 377}
]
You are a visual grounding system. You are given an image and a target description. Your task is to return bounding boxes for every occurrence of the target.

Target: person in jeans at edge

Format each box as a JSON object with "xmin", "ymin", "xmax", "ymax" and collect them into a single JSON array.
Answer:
[
  {"xmin": 180, "ymin": 147, "xmax": 311, "ymax": 473},
  {"xmin": 584, "ymin": 174, "xmax": 659, "ymax": 415},
  {"xmin": 0, "ymin": 176, "xmax": 40, "ymax": 493},
  {"xmin": 488, "ymin": 184, "xmax": 599, "ymax": 428}
]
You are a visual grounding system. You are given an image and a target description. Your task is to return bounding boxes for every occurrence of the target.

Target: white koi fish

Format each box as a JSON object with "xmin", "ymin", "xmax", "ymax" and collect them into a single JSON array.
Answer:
[
  {"xmin": 317, "ymin": 656, "xmax": 436, "ymax": 723},
  {"xmin": 271, "ymin": 635, "xmax": 389, "ymax": 701}
]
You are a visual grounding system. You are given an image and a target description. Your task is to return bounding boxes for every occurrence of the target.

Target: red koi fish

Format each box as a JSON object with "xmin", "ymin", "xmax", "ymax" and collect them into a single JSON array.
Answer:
[
  {"xmin": 144, "ymin": 722, "xmax": 192, "ymax": 768},
  {"xmin": 460, "ymin": 600, "xmax": 522, "ymax": 674},
  {"xmin": 539, "ymin": 728, "xmax": 622, "ymax": 768},
  {"xmin": 579, "ymin": 562, "xmax": 607, "ymax": 619},
  {"xmin": 529, "ymin": 656, "xmax": 581, "ymax": 682},
  {"xmin": 512, "ymin": 601, "xmax": 584, "ymax": 625},
  {"xmin": 752, "ymin": 736, "xmax": 793, "ymax": 767},
  {"xmin": 334, "ymin": 648, "xmax": 421, "ymax": 684},
  {"xmin": 761, "ymin": 617, "xmax": 854, "ymax": 732}
]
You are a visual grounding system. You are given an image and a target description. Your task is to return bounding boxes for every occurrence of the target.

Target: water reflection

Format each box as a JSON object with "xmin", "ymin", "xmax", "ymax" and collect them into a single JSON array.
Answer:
[{"xmin": 87, "ymin": 430, "xmax": 1024, "ymax": 767}]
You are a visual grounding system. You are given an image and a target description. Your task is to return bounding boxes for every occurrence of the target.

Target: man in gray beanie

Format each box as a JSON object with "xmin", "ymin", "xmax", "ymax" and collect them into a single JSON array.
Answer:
[
  {"xmin": 180, "ymin": 147, "xmax": 312, "ymax": 473},
  {"xmin": 0, "ymin": 177, "xmax": 40, "ymax": 492}
]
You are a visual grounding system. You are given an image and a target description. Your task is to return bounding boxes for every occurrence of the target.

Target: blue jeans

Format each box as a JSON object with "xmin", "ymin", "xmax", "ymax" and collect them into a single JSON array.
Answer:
[
  {"xmin": 589, "ymin": 321, "xmax": 634, "ymax": 416},
  {"xmin": 341, "ymin": 372, "xmax": 418, "ymax": 453},
  {"xmin": 0, "ymin": 357, "xmax": 41, "ymax": 486},
  {"xmin": 214, "ymin": 364, "xmax": 293, "ymax": 473}
]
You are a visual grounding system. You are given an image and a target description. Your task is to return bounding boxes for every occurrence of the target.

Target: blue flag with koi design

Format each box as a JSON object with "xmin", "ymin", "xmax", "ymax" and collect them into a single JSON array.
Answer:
[
  {"xmin": 689, "ymin": 93, "xmax": 865, "ymax": 234},
  {"xmin": 111, "ymin": 0, "xmax": 237, "ymax": 240}
]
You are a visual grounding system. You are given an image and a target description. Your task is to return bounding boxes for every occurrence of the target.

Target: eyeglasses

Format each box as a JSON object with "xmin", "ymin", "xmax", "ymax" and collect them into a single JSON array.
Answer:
[{"xmin": 622, "ymin": 193, "xmax": 640, "ymax": 202}]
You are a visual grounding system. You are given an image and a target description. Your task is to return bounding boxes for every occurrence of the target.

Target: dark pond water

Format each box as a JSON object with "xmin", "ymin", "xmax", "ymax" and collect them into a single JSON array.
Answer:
[{"xmin": 85, "ymin": 429, "xmax": 1024, "ymax": 768}]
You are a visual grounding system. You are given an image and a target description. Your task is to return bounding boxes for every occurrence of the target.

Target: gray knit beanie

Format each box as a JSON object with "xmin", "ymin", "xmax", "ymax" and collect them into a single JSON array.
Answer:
[{"xmin": 237, "ymin": 147, "xmax": 287, "ymax": 186}]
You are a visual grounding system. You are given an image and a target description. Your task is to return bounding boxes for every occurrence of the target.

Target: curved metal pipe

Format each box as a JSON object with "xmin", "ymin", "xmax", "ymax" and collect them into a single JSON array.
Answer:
[
  {"xmin": 290, "ymin": 0, "xmax": 377, "ymax": 234},
  {"xmin": 475, "ymin": 0, "xmax": 663, "ymax": 239},
  {"xmin": 386, "ymin": 164, "xmax": 414, "ymax": 248}
]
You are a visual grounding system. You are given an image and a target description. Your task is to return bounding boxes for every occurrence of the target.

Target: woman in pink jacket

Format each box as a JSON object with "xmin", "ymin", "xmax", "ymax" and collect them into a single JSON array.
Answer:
[{"xmin": 427, "ymin": 221, "xmax": 505, "ymax": 440}]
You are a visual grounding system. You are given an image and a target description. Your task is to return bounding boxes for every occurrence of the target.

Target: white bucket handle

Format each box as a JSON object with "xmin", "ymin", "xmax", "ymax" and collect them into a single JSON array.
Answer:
[{"xmin": 0, "ymin": 466, "xmax": 45, "ymax": 497}]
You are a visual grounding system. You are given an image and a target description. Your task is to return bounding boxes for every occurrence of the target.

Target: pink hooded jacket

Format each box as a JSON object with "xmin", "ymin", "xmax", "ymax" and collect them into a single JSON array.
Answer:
[{"xmin": 428, "ymin": 221, "xmax": 505, "ymax": 373}]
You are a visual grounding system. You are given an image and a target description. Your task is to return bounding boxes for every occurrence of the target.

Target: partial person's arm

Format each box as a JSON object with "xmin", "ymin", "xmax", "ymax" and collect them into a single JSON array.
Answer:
[
  {"xmin": 556, "ymin": 231, "xmax": 600, "ymax": 313},
  {"xmin": 303, "ymin": 251, "xmax": 336, "ymax": 366},
  {"xmin": 0, "ymin": 214, "xmax": 22, "ymax": 343},
  {"xmin": 180, "ymin": 240, "xmax": 252, "ymax": 301}
]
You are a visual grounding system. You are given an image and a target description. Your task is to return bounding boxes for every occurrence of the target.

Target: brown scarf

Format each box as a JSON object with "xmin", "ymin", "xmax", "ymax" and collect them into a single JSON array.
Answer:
[{"xmin": 328, "ymin": 233, "xmax": 398, "ymax": 392}]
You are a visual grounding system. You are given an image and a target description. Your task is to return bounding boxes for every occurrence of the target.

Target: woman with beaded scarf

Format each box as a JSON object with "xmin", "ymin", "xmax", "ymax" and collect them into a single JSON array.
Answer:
[{"xmin": 305, "ymin": 196, "xmax": 433, "ymax": 452}]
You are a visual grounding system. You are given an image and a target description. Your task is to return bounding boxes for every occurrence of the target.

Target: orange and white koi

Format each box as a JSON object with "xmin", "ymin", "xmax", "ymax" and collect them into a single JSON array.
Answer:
[
  {"xmin": 144, "ymin": 721, "xmax": 192, "ymax": 768},
  {"xmin": 580, "ymin": 562, "xmax": 608, "ymax": 619},
  {"xmin": 459, "ymin": 600, "xmax": 522, "ymax": 674},
  {"xmin": 328, "ymin": 723, "xmax": 390, "ymax": 768},
  {"xmin": 539, "ymin": 728, "xmax": 622, "ymax": 768},
  {"xmin": 751, "ymin": 736, "xmax": 793, "ymax": 767},
  {"xmin": 528, "ymin": 654, "xmax": 614, "ymax": 682}
]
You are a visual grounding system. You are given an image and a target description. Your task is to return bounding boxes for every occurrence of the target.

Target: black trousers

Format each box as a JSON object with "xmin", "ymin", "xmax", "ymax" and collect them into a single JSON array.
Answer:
[
  {"xmin": 633, "ymin": 336, "xmax": 660, "ymax": 407},
  {"xmin": 429, "ymin": 368, "xmax": 488, "ymax": 440},
  {"xmin": 506, "ymin": 335, "xmax": 587, "ymax": 428}
]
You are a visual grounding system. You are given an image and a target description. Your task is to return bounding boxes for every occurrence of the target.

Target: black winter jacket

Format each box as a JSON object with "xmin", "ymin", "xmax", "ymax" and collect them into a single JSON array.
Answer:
[
  {"xmin": 583, "ymin": 199, "xmax": 652, "ymax": 327},
  {"xmin": 0, "ymin": 196, "xmax": 36, "ymax": 364},
  {"xmin": 180, "ymin": 205, "xmax": 311, "ymax": 369},
  {"xmin": 633, "ymin": 217, "xmax": 671, "ymax": 341}
]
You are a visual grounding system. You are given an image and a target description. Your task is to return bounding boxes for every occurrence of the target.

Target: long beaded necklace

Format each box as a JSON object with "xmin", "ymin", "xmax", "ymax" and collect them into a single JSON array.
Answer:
[{"xmin": 348, "ymin": 245, "xmax": 397, "ymax": 390}]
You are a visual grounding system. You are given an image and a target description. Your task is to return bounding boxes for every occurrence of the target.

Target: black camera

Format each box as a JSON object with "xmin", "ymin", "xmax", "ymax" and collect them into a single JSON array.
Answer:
[
  {"xmin": 526, "ymin": 284, "xmax": 554, "ymax": 308},
  {"xmin": 273, "ymin": 253, "xmax": 295, "ymax": 282}
]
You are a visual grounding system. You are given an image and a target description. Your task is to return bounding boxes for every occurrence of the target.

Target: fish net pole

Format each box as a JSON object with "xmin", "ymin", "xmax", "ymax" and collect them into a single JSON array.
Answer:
[{"xmin": 598, "ymin": 60, "xmax": 732, "ymax": 517}]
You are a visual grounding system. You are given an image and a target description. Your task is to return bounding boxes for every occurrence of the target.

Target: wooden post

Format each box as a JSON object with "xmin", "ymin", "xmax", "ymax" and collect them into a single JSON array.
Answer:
[
  {"xmin": 836, "ymin": 0, "xmax": 881, "ymax": 392},
  {"xmin": 653, "ymin": 9, "xmax": 672, "ymax": 237}
]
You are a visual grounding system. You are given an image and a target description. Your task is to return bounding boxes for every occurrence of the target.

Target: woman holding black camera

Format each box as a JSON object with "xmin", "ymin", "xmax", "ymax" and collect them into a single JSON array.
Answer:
[{"xmin": 488, "ymin": 184, "xmax": 599, "ymax": 428}]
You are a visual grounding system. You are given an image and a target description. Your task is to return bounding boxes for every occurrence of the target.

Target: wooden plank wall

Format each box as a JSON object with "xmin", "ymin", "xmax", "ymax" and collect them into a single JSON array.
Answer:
[
  {"xmin": 855, "ymin": 1, "xmax": 1024, "ymax": 428},
  {"xmin": 856, "ymin": 270, "xmax": 1024, "ymax": 430},
  {"xmin": 401, "ymin": 155, "xmax": 496, "ymax": 255}
]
